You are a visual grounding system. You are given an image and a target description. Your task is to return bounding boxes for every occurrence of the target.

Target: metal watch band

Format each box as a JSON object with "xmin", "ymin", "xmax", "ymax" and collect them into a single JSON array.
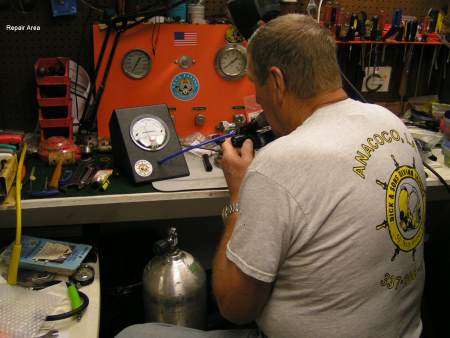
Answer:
[{"xmin": 221, "ymin": 202, "xmax": 240, "ymax": 222}]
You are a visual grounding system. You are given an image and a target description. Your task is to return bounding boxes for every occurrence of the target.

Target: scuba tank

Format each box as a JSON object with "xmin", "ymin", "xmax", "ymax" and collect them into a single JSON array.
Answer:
[{"xmin": 142, "ymin": 227, "xmax": 207, "ymax": 329}]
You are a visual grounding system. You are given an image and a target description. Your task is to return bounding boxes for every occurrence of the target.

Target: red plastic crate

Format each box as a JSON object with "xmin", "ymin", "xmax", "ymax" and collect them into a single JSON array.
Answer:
[
  {"xmin": 39, "ymin": 117, "xmax": 73, "ymax": 142},
  {"xmin": 37, "ymin": 90, "xmax": 72, "ymax": 107},
  {"xmin": 39, "ymin": 116, "xmax": 72, "ymax": 129},
  {"xmin": 34, "ymin": 57, "xmax": 70, "ymax": 86}
]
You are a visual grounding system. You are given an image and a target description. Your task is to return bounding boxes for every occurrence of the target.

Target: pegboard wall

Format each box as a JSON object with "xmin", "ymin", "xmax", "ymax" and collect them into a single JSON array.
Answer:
[
  {"xmin": 0, "ymin": 1, "xmax": 112, "ymax": 131},
  {"xmin": 204, "ymin": 0, "xmax": 443, "ymax": 19},
  {"xmin": 325, "ymin": 0, "xmax": 442, "ymax": 19},
  {"xmin": 0, "ymin": 0, "xmax": 446, "ymax": 132}
]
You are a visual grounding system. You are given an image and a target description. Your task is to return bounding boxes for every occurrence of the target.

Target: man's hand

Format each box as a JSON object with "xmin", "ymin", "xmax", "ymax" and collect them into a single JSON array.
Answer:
[{"xmin": 221, "ymin": 138, "xmax": 254, "ymax": 203}]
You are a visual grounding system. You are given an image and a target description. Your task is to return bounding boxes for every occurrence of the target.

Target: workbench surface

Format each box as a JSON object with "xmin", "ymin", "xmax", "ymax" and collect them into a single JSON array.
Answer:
[{"xmin": 0, "ymin": 148, "xmax": 449, "ymax": 228}]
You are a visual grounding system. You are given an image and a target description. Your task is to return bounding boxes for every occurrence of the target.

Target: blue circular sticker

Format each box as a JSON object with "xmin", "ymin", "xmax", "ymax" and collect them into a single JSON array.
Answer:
[{"xmin": 171, "ymin": 72, "xmax": 200, "ymax": 101}]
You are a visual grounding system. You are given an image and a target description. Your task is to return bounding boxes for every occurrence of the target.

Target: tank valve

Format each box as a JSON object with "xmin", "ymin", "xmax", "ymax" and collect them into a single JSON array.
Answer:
[{"xmin": 153, "ymin": 227, "xmax": 178, "ymax": 255}]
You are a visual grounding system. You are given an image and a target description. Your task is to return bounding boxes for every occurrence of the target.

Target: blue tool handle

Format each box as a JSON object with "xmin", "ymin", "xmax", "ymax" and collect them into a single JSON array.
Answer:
[
  {"xmin": 392, "ymin": 9, "xmax": 402, "ymax": 28},
  {"xmin": 31, "ymin": 189, "xmax": 60, "ymax": 198}
]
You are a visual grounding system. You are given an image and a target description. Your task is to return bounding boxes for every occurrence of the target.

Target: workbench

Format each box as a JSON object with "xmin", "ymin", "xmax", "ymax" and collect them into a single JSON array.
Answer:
[
  {"xmin": 0, "ymin": 151, "xmax": 229, "ymax": 228},
  {"xmin": 0, "ymin": 148, "xmax": 449, "ymax": 228}
]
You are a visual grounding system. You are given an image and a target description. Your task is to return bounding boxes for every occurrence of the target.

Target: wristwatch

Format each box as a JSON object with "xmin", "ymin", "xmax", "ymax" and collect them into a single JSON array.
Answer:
[{"xmin": 221, "ymin": 202, "xmax": 240, "ymax": 223}]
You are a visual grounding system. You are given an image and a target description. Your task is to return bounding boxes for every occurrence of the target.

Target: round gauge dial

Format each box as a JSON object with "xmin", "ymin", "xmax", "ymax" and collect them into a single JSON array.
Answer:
[
  {"xmin": 215, "ymin": 44, "xmax": 247, "ymax": 80},
  {"xmin": 70, "ymin": 264, "xmax": 95, "ymax": 286},
  {"xmin": 130, "ymin": 116, "xmax": 169, "ymax": 151},
  {"xmin": 122, "ymin": 49, "xmax": 152, "ymax": 79}
]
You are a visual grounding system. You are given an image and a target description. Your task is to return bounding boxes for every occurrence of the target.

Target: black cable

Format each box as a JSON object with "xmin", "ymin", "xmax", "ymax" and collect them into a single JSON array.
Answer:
[
  {"xmin": 78, "ymin": 0, "xmax": 108, "ymax": 14},
  {"xmin": 80, "ymin": 1, "xmax": 185, "ymax": 130},
  {"xmin": 45, "ymin": 290, "xmax": 89, "ymax": 321},
  {"xmin": 117, "ymin": 0, "xmax": 185, "ymax": 22},
  {"xmin": 340, "ymin": 68, "xmax": 368, "ymax": 103},
  {"xmin": 85, "ymin": 31, "xmax": 122, "ymax": 130},
  {"xmin": 423, "ymin": 161, "xmax": 450, "ymax": 194},
  {"xmin": 151, "ymin": 16, "xmax": 162, "ymax": 57},
  {"xmin": 79, "ymin": 26, "xmax": 112, "ymax": 130}
]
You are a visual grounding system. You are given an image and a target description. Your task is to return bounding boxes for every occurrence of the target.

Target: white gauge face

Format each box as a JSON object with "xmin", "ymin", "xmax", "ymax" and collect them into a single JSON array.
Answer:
[
  {"xmin": 215, "ymin": 44, "xmax": 247, "ymax": 80},
  {"xmin": 122, "ymin": 49, "xmax": 152, "ymax": 79},
  {"xmin": 130, "ymin": 117, "xmax": 168, "ymax": 151}
]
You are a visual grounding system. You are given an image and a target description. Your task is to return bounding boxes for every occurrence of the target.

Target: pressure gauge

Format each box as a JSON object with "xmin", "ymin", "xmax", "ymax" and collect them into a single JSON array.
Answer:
[
  {"xmin": 215, "ymin": 44, "xmax": 247, "ymax": 80},
  {"xmin": 110, "ymin": 105, "xmax": 190, "ymax": 183},
  {"xmin": 122, "ymin": 49, "xmax": 152, "ymax": 79},
  {"xmin": 130, "ymin": 116, "xmax": 169, "ymax": 151}
]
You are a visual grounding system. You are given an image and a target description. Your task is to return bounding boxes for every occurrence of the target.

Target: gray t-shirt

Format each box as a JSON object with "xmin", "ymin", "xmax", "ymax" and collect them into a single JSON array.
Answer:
[{"xmin": 226, "ymin": 99, "xmax": 426, "ymax": 338}]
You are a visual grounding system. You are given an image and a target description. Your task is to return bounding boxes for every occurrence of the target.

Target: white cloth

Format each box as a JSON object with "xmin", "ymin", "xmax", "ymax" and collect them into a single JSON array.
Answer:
[{"xmin": 227, "ymin": 99, "xmax": 426, "ymax": 338}]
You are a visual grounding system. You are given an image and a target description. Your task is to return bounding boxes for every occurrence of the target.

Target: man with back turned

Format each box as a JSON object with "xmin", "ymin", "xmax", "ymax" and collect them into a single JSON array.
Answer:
[{"xmin": 116, "ymin": 14, "xmax": 426, "ymax": 338}]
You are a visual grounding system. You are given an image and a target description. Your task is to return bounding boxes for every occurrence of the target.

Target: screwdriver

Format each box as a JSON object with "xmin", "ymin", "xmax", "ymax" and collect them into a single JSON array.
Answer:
[
  {"xmin": 29, "ymin": 166, "xmax": 36, "ymax": 194},
  {"xmin": 48, "ymin": 158, "xmax": 63, "ymax": 190}
]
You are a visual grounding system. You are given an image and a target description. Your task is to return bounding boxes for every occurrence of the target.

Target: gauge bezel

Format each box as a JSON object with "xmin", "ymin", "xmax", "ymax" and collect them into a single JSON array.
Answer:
[
  {"xmin": 69, "ymin": 263, "xmax": 95, "ymax": 286},
  {"xmin": 129, "ymin": 115, "xmax": 170, "ymax": 152},
  {"xmin": 122, "ymin": 49, "xmax": 152, "ymax": 80},
  {"xmin": 215, "ymin": 44, "xmax": 247, "ymax": 80}
]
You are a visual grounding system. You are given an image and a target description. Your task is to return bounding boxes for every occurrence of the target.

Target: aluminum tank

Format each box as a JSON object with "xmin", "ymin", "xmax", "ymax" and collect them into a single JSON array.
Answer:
[{"xmin": 142, "ymin": 227, "xmax": 207, "ymax": 329}]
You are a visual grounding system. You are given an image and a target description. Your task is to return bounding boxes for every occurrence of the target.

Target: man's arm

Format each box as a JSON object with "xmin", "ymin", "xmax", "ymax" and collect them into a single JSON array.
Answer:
[
  {"xmin": 212, "ymin": 138, "xmax": 271, "ymax": 324},
  {"xmin": 213, "ymin": 212, "xmax": 272, "ymax": 324}
]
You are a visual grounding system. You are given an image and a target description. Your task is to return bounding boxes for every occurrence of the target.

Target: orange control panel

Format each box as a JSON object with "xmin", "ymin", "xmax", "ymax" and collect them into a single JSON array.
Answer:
[{"xmin": 93, "ymin": 23, "xmax": 256, "ymax": 139}]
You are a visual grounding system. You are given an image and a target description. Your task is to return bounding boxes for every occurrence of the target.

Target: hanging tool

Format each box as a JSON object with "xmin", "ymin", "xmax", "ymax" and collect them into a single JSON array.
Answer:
[
  {"xmin": 360, "ymin": 43, "xmax": 367, "ymax": 78},
  {"xmin": 378, "ymin": 9, "xmax": 387, "ymax": 39},
  {"xmin": 365, "ymin": 45, "xmax": 383, "ymax": 92},
  {"xmin": 381, "ymin": 43, "xmax": 387, "ymax": 65},
  {"xmin": 370, "ymin": 16, "xmax": 379, "ymax": 41},
  {"xmin": 405, "ymin": 19, "xmax": 418, "ymax": 42},
  {"xmin": 399, "ymin": 45, "xmax": 414, "ymax": 113},
  {"xmin": 428, "ymin": 45, "xmax": 441, "ymax": 88},
  {"xmin": 384, "ymin": 8, "xmax": 403, "ymax": 41},
  {"xmin": 414, "ymin": 44, "xmax": 425, "ymax": 97}
]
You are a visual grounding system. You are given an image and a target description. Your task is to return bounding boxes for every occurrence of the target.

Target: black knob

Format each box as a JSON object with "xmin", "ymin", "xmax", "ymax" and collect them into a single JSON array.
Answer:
[
  {"xmin": 37, "ymin": 67, "xmax": 47, "ymax": 77},
  {"xmin": 153, "ymin": 239, "xmax": 169, "ymax": 256}
]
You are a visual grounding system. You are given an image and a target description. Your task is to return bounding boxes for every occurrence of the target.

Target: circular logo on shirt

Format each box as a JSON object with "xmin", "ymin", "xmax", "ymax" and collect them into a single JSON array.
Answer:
[
  {"xmin": 375, "ymin": 156, "xmax": 426, "ymax": 261},
  {"xmin": 171, "ymin": 72, "xmax": 199, "ymax": 101}
]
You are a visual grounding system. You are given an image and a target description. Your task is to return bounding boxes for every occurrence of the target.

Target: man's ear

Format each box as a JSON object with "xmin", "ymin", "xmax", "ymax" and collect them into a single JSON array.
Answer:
[{"xmin": 269, "ymin": 66, "xmax": 286, "ymax": 103}]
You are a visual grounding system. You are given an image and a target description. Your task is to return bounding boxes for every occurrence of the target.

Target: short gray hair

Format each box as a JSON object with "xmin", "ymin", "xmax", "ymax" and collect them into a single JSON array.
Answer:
[{"xmin": 248, "ymin": 14, "xmax": 342, "ymax": 99}]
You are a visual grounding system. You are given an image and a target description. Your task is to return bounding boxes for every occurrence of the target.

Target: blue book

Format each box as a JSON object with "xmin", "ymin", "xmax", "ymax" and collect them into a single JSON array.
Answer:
[{"xmin": 0, "ymin": 236, "xmax": 92, "ymax": 276}]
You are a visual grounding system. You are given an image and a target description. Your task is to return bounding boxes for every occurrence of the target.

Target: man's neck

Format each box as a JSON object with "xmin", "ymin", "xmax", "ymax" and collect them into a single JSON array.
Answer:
[{"xmin": 284, "ymin": 88, "xmax": 348, "ymax": 133}]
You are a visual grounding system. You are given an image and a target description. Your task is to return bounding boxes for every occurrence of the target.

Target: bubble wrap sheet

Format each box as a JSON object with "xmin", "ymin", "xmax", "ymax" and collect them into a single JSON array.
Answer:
[{"xmin": 0, "ymin": 284, "xmax": 59, "ymax": 338}]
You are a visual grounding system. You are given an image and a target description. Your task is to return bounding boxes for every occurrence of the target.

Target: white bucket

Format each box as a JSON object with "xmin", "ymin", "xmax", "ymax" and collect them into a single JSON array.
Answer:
[{"xmin": 69, "ymin": 60, "xmax": 91, "ymax": 133}]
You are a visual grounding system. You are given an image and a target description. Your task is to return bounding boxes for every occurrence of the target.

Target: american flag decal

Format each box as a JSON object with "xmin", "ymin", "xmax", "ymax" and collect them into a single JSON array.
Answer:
[{"xmin": 174, "ymin": 32, "xmax": 198, "ymax": 46}]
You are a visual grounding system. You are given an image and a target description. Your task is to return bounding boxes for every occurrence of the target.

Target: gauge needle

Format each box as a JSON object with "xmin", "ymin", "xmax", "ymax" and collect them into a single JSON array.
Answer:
[
  {"xmin": 132, "ymin": 57, "xmax": 142, "ymax": 72},
  {"xmin": 223, "ymin": 57, "xmax": 239, "ymax": 69}
]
